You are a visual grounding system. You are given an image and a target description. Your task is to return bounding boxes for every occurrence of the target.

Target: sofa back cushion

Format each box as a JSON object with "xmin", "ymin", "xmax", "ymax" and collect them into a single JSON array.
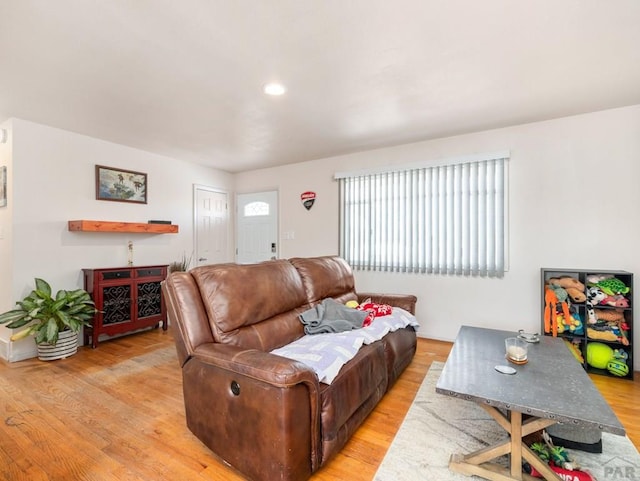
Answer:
[
  {"xmin": 190, "ymin": 260, "xmax": 308, "ymax": 351},
  {"xmin": 289, "ymin": 256, "xmax": 358, "ymax": 305}
]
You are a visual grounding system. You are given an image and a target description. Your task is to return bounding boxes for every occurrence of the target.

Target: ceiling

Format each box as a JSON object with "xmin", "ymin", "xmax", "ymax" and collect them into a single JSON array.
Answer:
[{"xmin": 1, "ymin": 1, "xmax": 639, "ymax": 173}]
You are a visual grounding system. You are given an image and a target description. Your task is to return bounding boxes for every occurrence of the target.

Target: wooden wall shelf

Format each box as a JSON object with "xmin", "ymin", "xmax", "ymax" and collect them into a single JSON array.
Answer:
[{"xmin": 68, "ymin": 220, "xmax": 179, "ymax": 234}]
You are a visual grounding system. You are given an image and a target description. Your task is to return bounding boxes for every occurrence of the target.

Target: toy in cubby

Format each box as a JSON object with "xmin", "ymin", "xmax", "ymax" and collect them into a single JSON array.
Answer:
[
  {"xmin": 563, "ymin": 339, "xmax": 584, "ymax": 364},
  {"xmin": 585, "ymin": 275, "xmax": 631, "ymax": 329},
  {"xmin": 586, "ymin": 275, "xmax": 630, "ymax": 296},
  {"xmin": 608, "ymin": 348, "xmax": 630, "ymax": 377},
  {"xmin": 557, "ymin": 311, "xmax": 584, "ymax": 335},
  {"xmin": 549, "ymin": 276, "xmax": 586, "ymax": 303},
  {"xmin": 544, "ymin": 275, "xmax": 586, "ymax": 336},
  {"xmin": 586, "ymin": 276, "xmax": 630, "ymax": 309},
  {"xmin": 584, "ymin": 274, "xmax": 631, "ymax": 347},
  {"xmin": 587, "ymin": 308, "xmax": 630, "ymax": 345},
  {"xmin": 607, "ymin": 358, "xmax": 630, "ymax": 377},
  {"xmin": 586, "ymin": 342, "xmax": 630, "ymax": 377}
]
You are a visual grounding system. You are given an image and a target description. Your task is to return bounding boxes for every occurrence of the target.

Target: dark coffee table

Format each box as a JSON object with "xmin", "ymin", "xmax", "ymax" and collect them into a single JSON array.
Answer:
[{"xmin": 436, "ymin": 325, "xmax": 625, "ymax": 481}]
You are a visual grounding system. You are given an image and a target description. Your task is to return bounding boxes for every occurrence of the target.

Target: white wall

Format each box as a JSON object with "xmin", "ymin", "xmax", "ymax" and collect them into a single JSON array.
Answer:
[
  {"xmin": 4, "ymin": 106, "xmax": 640, "ymax": 364},
  {"xmin": 0, "ymin": 118, "xmax": 234, "ymax": 361},
  {"xmin": 236, "ymin": 105, "xmax": 640, "ymax": 363}
]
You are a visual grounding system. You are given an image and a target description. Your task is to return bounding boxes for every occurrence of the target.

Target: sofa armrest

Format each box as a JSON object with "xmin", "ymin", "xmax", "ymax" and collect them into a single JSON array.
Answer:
[
  {"xmin": 182, "ymin": 343, "xmax": 321, "ymax": 480},
  {"xmin": 192, "ymin": 342, "xmax": 319, "ymax": 388},
  {"xmin": 357, "ymin": 292, "xmax": 417, "ymax": 315}
]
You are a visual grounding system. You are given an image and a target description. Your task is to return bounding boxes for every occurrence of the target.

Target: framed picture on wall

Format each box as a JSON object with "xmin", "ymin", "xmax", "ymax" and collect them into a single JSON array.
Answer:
[
  {"xmin": 0, "ymin": 166, "xmax": 6, "ymax": 207},
  {"xmin": 95, "ymin": 165, "xmax": 147, "ymax": 204}
]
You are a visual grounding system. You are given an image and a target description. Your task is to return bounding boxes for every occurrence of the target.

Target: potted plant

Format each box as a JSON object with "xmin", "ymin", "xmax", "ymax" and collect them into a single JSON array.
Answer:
[
  {"xmin": 0, "ymin": 278, "xmax": 97, "ymax": 361},
  {"xmin": 169, "ymin": 252, "xmax": 193, "ymax": 273}
]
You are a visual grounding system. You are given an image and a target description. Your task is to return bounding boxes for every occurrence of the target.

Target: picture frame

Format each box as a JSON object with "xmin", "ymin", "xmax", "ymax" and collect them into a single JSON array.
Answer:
[
  {"xmin": 0, "ymin": 166, "xmax": 6, "ymax": 207},
  {"xmin": 95, "ymin": 165, "xmax": 147, "ymax": 204}
]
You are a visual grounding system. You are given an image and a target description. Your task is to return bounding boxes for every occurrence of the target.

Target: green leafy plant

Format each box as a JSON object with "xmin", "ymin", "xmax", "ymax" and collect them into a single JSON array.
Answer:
[{"xmin": 0, "ymin": 278, "xmax": 97, "ymax": 345}]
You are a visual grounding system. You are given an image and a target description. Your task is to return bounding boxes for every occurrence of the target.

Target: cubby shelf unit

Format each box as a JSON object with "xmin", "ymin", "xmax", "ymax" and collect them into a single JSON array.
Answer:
[{"xmin": 541, "ymin": 268, "xmax": 634, "ymax": 381}]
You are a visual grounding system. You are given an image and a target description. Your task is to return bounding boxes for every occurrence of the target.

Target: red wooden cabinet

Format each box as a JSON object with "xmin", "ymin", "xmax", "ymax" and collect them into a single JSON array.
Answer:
[{"xmin": 82, "ymin": 265, "xmax": 168, "ymax": 348}]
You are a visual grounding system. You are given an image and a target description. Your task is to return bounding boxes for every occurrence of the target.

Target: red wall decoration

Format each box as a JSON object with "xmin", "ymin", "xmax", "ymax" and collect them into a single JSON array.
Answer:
[{"xmin": 301, "ymin": 191, "xmax": 316, "ymax": 210}]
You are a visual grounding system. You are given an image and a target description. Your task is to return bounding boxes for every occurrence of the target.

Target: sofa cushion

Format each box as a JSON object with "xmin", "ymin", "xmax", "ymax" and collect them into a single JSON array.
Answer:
[
  {"xmin": 271, "ymin": 308, "xmax": 419, "ymax": 384},
  {"xmin": 290, "ymin": 256, "xmax": 358, "ymax": 305},
  {"xmin": 190, "ymin": 260, "xmax": 308, "ymax": 351}
]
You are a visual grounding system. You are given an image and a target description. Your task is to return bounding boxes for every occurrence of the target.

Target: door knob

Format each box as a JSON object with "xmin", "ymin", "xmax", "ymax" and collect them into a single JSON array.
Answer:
[{"xmin": 198, "ymin": 257, "xmax": 207, "ymax": 262}]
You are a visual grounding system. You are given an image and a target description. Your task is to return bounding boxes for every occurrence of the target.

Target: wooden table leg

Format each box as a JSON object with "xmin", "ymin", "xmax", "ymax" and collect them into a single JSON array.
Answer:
[
  {"xmin": 510, "ymin": 411, "xmax": 523, "ymax": 479},
  {"xmin": 448, "ymin": 404, "xmax": 562, "ymax": 481}
]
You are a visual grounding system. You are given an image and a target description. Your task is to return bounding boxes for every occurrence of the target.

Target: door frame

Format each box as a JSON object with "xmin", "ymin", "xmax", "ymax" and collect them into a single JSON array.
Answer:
[{"xmin": 193, "ymin": 184, "xmax": 231, "ymax": 266}]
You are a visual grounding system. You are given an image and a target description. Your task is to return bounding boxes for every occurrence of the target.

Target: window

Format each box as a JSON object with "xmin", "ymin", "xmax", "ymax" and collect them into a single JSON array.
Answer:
[
  {"xmin": 337, "ymin": 153, "xmax": 508, "ymax": 277},
  {"xmin": 244, "ymin": 201, "xmax": 269, "ymax": 217}
]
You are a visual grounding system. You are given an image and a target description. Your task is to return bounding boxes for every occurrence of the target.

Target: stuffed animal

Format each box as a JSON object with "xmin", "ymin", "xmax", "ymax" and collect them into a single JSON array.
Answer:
[
  {"xmin": 556, "ymin": 313, "xmax": 584, "ymax": 335},
  {"xmin": 602, "ymin": 294, "xmax": 629, "ymax": 308},
  {"xmin": 544, "ymin": 285, "xmax": 571, "ymax": 336},
  {"xmin": 549, "ymin": 276, "xmax": 585, "ymax": 291},
  {"xmin": 587, "ymin": 321, "xmax": 629, "ymax": 345},
  {"xmin": 544, "ymin": 287, "xmax": 558, "ymax": 335},
  {"xmin": 565, "ymin": 287, "xmax": 586, "ymax": 303},
  {"xmin": 548, "ymin": 277, "xmax": 586, "ymax": 303},
  {"xmin": 592, "ymin": 308, "xmax": 624, "ymax": 323},
  {"xmin": 587, "ymin": 327, "xmax": 621, "ymax": 343},
  {"xmin": 613, "ymin": 348, "xmax": 629, "ymax": 361},
  {"xmin": 586, "ymin": 274, "xmax": 612, "ymax": 285},
  {"xmin": 591, "ymin": 277, "xmax": 630, "ymax": 296},
  {"xmin": 607, "ymin": 359, "xmax": 629, "ymax": 377},
  {"xmin": 527, "ymin": 432, "xmax": 595, "ymax": 480},
  {"xmin": 592, "ymin": 309, "xmax": 631, "ymax": 345},
  {"xmin": 548, "ymin": 284, "xmax": 569, "ymax": 303},
  {"xmin": 586, "ymin": 286, "xmax": 606, "ymax": 305},
  {"xmin": 616, "ymin": 321, "xmax": 630, "ymax": 345},
  {"xmin": 585, "ymin": 286, "xmax": 606, "ymax": 324}
]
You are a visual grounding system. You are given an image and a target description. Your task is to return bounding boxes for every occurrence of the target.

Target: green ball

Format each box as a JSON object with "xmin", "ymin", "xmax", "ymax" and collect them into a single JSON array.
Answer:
[
  {"xmin": 607, "ymin": 359, "xmax": 629, "ymax": 377},
  {"xmin": 586, "ymin": 342, "xmax": 613, "ymax": 369}
]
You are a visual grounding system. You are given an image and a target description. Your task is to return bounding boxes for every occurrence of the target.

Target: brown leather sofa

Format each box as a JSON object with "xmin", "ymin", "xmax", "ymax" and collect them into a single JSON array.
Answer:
[{"xmin": 162, "ymin": 255, "xmax": 417, "ymax": 481}]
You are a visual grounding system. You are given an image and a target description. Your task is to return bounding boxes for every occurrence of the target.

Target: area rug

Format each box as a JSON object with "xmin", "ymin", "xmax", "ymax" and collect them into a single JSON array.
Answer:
[{"xmin": 374, "ymin": 362, "xmax": 640, "ymax": 481}]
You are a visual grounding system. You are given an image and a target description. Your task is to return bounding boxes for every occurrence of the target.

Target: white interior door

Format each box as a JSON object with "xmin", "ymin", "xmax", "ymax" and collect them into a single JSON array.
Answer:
[
  {"xmin": 194, "ymin": 186, "xmax": 229, "ymax": 267},
  {"xmin": 236, "ymin": 191, "xmax": 278, "ymax": 264}
]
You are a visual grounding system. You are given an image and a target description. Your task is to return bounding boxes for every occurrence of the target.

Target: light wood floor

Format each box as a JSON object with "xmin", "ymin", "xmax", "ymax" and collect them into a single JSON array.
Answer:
[{"xmin": 1, "ymin": 328, "xmax": 638, "ymax": 481}]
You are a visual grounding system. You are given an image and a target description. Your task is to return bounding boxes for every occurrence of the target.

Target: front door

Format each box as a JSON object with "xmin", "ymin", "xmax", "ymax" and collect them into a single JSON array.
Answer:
[{"xmin": 236, "ymin": 191, "xmax": 278, "ymax": 264}]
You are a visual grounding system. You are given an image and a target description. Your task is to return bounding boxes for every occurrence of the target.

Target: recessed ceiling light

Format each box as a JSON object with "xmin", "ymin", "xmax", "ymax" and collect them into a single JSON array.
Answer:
[{"xmin": 263, "ymin": 83, "xmax": 286, "ymax": 96}]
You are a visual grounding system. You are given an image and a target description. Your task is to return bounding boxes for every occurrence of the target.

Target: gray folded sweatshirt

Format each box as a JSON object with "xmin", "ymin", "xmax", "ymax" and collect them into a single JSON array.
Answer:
[{"xmin": 299, "ymin": 298, "xmax": 368, "ymax": 335}]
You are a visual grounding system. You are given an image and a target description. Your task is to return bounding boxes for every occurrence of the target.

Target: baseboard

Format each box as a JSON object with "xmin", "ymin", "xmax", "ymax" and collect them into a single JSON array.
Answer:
[
  {"xmin": 0, "ymin": 337, "xmax": 37, "ymax": 362},
  {"xmin": 0, "ymin": 338, "xmax": 8, "ymax": 361}
]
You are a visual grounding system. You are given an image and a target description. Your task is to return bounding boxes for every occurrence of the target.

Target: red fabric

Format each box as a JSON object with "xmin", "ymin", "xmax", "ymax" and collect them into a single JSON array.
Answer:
[
  {"xmin": 357, "ymin": 302, "xmax": 393, "ymax": 327},
  {"xmin": 528, "ymin": 462, "xmax": 594, "ymax": 481}
]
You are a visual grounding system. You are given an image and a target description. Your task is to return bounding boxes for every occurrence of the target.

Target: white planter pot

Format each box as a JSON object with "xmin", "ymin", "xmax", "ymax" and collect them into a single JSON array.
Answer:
[{"xmin": 37, "ymin": 330, "xmax": 79, "ymax": 361}]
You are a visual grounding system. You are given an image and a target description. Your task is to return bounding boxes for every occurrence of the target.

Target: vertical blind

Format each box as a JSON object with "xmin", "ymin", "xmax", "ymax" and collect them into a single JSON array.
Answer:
[{"xmin": 337, "ymin": 155, "xmax": 507, "ymax": 277}]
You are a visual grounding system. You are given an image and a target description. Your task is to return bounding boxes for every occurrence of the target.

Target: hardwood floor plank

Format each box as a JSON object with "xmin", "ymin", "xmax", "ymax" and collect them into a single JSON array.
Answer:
[{"xmin": 0, "ymin": 327, "xmax": 637, "ymax": 481}]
